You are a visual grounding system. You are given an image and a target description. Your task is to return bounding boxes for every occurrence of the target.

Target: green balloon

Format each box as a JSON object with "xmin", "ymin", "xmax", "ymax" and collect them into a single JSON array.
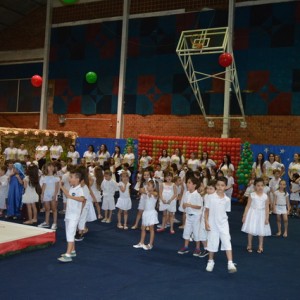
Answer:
[
  {"xmin": 85, "ymin": 71, "xmax": 98, "ymax": 84},
  {"xmin": 61, "ymin": 0, "xmax": 78, "ymax": 4}
]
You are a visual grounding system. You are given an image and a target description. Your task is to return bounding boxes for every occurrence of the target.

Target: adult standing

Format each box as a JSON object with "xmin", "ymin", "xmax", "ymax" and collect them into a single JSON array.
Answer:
[
  {"xmin": 49, "ymin": 138, "xmax": 63, "ymax": 161},
  {"xmin": 35, "ymin": 139, "xmax": 48, "ymax": 170},
  {"xmin": 288, "ymin": 153, "xmax": 300, "ymax": 180},
  {"xmin": 170, "ymin": 148, "xmax": 185, "ymax": 171},
  {"xmin": 263, "ymin": 153, "xmax": 283, "ymax": 179},
  {"xmin": 67, "ymin": 145, "xmax": 80, "ymax": 165},
  {"xmin": 252, "ymin": 153, "xmax": 264, "ymax": 178},
  {"xmin": 139, "ymin": 149, "xmax": 152, "ymax": 170},
  {"xmin": 158, "ymin": 149, "xmax": 170, "ymax": 171},
  {"xmin": 17, "ymin": 143, "xmax": 28, "ymax": 163},
  {"xmin": 97, "ymin": 144, "xmax": 110, "ymax": 167},
  {"xmin": 199, "ymin": 151, "xmax": 216, "ymax": 172},
  {"xmin": 218, "ymin": 154, "xmax": 234, "ymax": 176},
  {"xmin": 3, "ymin": 139, "xmax": 17, "ymax": 161},
  {"xmin": 83, "ymin": 145, "xmax": 96, "ymax": 166},
  {"xmin": 187, "ymin": 152, "xmax": 200, "ymax": 172},
  {"xmin": 112, "ymin": 146, "xmax": 123, "ymax": 182}
]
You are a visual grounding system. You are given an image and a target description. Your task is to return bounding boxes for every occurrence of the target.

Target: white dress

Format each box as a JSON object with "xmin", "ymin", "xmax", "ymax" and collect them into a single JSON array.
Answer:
[
  {"xmin": 242, "ymin": 192, "xmax": 271, "ymax": 236},
  {"xmin": 116, "ymin": 182, "xmax": 132, "ymax": 210},
  {"xmin": 90, "ymin": 176, "xmax": 102, "ymax": 202},
  {"xmin": 142, "ymin": 194, "xmax": 159, "ymax": 226},
  {"xmin": 274, "ymin": 190, "xmax": 289, "ymax": 215},
  {"xmin": 0, "ymin": 175, "xmax": 9, "ymax": 209},
  {"xmin": 159, "ymin": 183, "xmax": 176, "ymax": 212},
  {"xmin": 290, "ymin": 182, "xmax": 300, "ymax": 201},
  {"xmin": 22, "ymin": 176, "xmax": 39, "ymax": 204}
]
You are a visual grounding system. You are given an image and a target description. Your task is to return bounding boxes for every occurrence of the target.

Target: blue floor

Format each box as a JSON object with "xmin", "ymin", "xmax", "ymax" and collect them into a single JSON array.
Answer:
[{"xmin": 1, "ymin": 202, "xmax": 299, "ymax": 300}]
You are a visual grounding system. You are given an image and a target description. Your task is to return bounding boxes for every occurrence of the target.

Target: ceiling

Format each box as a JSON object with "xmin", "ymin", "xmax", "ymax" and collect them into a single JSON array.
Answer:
[{"xmin": 0, "ymin": 0, "xmax": 47, "ymax": 31}]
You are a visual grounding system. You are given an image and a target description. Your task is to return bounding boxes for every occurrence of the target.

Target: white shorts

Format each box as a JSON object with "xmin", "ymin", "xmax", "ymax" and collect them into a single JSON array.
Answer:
[
  {"xmin": 102, "ymin": 195, "xmax": 115, "ymax": 210},
  {"xmin": 275, "ymin": 205, "xmax": 287, "ymax": 215},
  {"xmin": 183, "ymin": 214, "xmax": 201, "ymax": 241},
  {"xmin": 65, "ymin": 219, "xmax": 78, "ymax": 242},
  {"xmin": 199, "ymin": 216, "xmax": 207, "ymax": 241},
  {"xmin": 207, "ymin": 230, "xmax": 232, "ymax": 252}
]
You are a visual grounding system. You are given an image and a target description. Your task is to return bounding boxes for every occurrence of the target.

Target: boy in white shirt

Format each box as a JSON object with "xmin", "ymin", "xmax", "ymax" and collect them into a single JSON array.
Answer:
[
  {"xmin": 205, "ymin": 176, "xmax": 237, "ymax": 273},
  {"xmin": 177, "ymin": 176, "xmax": 202, "ymax": 256},
  {"xmin": 58, "ymin": 170, "xmax": 86, "ymax": 263}
]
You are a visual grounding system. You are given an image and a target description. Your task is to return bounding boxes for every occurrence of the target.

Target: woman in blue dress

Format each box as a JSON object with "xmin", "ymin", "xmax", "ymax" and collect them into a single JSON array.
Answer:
[{"xmin": 6, "ymin": 162, "xmax": 25, "ymax": 219}]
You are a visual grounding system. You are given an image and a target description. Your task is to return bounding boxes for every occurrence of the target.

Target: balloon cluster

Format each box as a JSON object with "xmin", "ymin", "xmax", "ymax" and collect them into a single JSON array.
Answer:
[{"xmin": 236, "ymin": 141, "xmax": 253, "ymax": 186}]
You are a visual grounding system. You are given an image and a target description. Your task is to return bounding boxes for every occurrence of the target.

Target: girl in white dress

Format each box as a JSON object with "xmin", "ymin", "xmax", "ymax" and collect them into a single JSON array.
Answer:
[
  {"xmin": 22, "ymin": 164, "xmax": 41, "ymax": 225},
  {"xmin": 158, "ymin": 149, "xmax": 170, "ymax": 171},
  {"xmin": 90, "ymin": 166, "xmax": 103, "ymax": 219},
  {"xmin": 252, "ymin": 153, "xmax": 264, "ymax": 178},
  {"xmin": 132, "ymin": 170, "xmax": 151, "ymax": 229},
  {"xmin": 289, "ymin": 173, "xmax": 300, "ymax": 216},
  {"xmin": 218, "ymin": 154, "xmax": 234, "ymax": 177},
  {"xmin": 274, "ymin": 180, "xmax": 290, "ymax": 238},
  {"xmin": 116, "ymin": 172, "xmax": 131, "ymax": 229},
  {"xmin": 242, "ymin": 178, "xmax": 271, "ymax": 253},
  {"xmin": 67, "ymin": 145, "xmax": 80, "ymax": 165},
  {"xmin": 133, "ymin": 180, "xmax": 159, "ymax": 250},
  {"xmin": 38, "ymin": 163, "xmax": 60, "ymax": 229},
  {"xmin": 157, "ymin": 172, "xmax": 177, "ymax": 234},
  {"xmin": 0, "ymin": 166, "xmax": 9, "ymax": 217}
]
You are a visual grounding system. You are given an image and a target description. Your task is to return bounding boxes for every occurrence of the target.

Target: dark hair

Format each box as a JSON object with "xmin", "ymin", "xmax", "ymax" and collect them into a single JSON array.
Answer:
[
  {"xmin": 216, "ymin": 170, "xmax": 224, "ymax": 177},
  {"xmin": 203, "ymin": 168, "xmax": 211, "ymax": 180},
  {"xmin": 113, "ymin": 146, "xmax": 121, "ymax": 158},
  {"xmin": 70, "ymin": 144, "xmax": 75, "ymax": 151},
  {"xmin": 207, "ymin": 179, "xmax": 217, "ymax": 187},
  {"xmin": 123, "ymin": 163, "xmax": 129, "ymax": 168},
  {"xmin": 99, "ymin": 144, "xmax": 108, "ymax": 154},
  {"xmin": 141, "ymin": 169, "xmax": 151, "ymax": 186},
  {"xmin": 1, "ymin": 165, "xmax": 8, "ymax": 173},
  {"xmin": 88, "ymin": 145, "xmax": 95, "ymax": 152},
  {"xmin": 175, "ymin": 148, "xmax": 183, "ymax": 165},
  {"xmin": 27, "ymin": 165, "xmax": 42, "ymax": 195},
  {"xmin": 193, "ymin": 170, "xmax": 201, "ymax": 178},
  {"xmin": 161, "ymin": 149, "xmax": 168, "ymax": 158},
  {"xmin": 187, "ymin": 176, "xmax": 201, "ymax": 189},
  {"xmin": 255, "ymin": 153, "xmax": 264, "ymax": 175},
  {"xmin": 103, "ymin": 161, "xmax": 110, "ymax": 171},
  {"xmin": 70, "ymin": 169, "xmax": 84, "ymax": 182},
  {"xmin": 292, "ymin": 173, "xmax": 300, "ymax": 181},
  {"xmin": 94, "ymin": 166, "xmax": 104, "ymax": 190},
  {"xmin": 163, "ymin": 171, "xmax": 173, "ymax": 180},
  {"xmin": 43, "ymin": 162, "xmax": 56, "ymax": 175},
  {"xmin": 220, "ymin": 154, "xmax": 232, "ymax": 169},
  {"xmin": 76, "ymin": 165, "xmax": 89, "ymax": 186},
  {"xmin": 268, "ymin": 153, "xmax": 275, "ymax": 162},
  {"xmin": 216, "ymin": 176, "xmax": 228, "ymax": 185},
  {"xmin": 254, "ymin": 177, "xmax": 264, "ymax": 186},
  {"xmin": 170, "ymin": 163, "xmax": 178, "ymax": 175},
  {"xmin": 185, "ymin": 169, "xmax": 194, "ymax": 183},
  {"xmin": 104, "ymin": 170, "xmax": 112, "ymax": 176},
  {"xmin": 200, "ymin": 151, "xmax": 209, "ymax": 163}
]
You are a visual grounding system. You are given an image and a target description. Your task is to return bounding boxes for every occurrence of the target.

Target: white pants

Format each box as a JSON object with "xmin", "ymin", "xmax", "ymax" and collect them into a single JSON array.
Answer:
[
  {"xmin": 183, "ymin": 214, "xmax": 201, "ymax": 241},
  {"xmin": 207, "ymin": 229, "xmax": 232, "ymax": 252},
  {"xmin": 65, "ymin": 219, "xmax": 79, "ymax": 242}
]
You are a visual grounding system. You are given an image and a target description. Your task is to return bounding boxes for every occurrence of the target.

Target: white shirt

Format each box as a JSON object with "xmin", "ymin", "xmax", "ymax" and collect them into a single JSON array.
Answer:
[
  {"xmin": 205, "ymin": 192, "xmax": 231, "ymax": 230},
  {"xmin": 0, "ymin": 174, "xmax": 9, "ymax": 199},
  {"xmin": 269, "ymin": 178, "xmax": 281, "ymax": 193},
  {"xmin": 101, "ymin": 179, "xmax": 118, "ymax": 197},
  {"xmin": 200, "ymin": 159, "xmax": 216, "ymax": 171},
  {"xmin": 113, "ymin": 154, "xmax": 123, "ymax": 168},
  {"xmin": 139, "ymin": 156, "xmax": 152, "ymax": 169},
  {"xmin": 170, "ymin": 155, "xmax": 185, "ymax": 170},
  {"xmin": 263, "ymin": 186, "xmax": 270, "ymax": 194},
  {"xmin": 184, "ymin": 190, "xmax": 203, "ymax": 215},
  {"xmin": 67, "ymin": 151, "xmax": 80, "ymax": 165},
  {"xmin": 97, "ymin": 151, "xmax": 110, "ymax": 166},
  {"xmin": 3, "ymin": 147, "xmax": 17, "ymax": 161},
  {"xmin": 158, "ymin": 156, "xmax": 170, "ymax": 171},
  {"xmin": 17, "ymin": 149, "xmax": 28, "ymax": 161},
  {"xmin": 36, "ymin": 145, "xmax": 48, "ymax": 160},
  {"xmin": 225, "ymin": 176, "xmax": 234, "ymax": 198},
  {"xmin": 252, "ymin": 162, "xmax": 264, "ymax": 178},
  {"xmin": 65, "ymin": 184, "xmax": 84, "ymax": 220},
  {"xmin": 187, "ymin": 159, "xmax": 200, "ymax": 171},
  {"xmin": 50, "ymin": 145, "xmax": 63, "ymax": 159},
  {"xmin": 274, "ymin": 190, "xmax": 289, "ymax": 206},
  {"xmin": 154, "ymin": 170, "xmax": 164, "ymax": 184},
  {"xmin": 40, "ymin": 175, "xmax": 59, "ymax": 200},
  {"xmin": 219, "ymin": 163, "xmax": 234, "ymax": 176},
  {"xmin": 288, "ymin": 162, "xmax": 300, "ymax": 176},
  {"xmin": 263, "ymin": 161, "xmax": 282, "ymax": 179},
  {"xmin": 83, "ymin": 151, "xmax": 96, "ymax": 163},
  {"xmin": 123, "ymin": 153, "xmax": 135, "ymax": 167}
]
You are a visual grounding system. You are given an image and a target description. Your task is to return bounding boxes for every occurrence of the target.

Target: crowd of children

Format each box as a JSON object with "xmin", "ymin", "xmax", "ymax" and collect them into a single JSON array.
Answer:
[{"xmin": 0, "ymin": 145, "xmax": 297, "ymax": 272}]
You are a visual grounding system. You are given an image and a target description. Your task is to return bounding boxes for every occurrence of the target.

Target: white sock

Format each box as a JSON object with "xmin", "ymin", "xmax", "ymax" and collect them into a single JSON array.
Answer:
[{"xmin": 228, "ymin": 260, "xmax": 233, "ymax": 264}]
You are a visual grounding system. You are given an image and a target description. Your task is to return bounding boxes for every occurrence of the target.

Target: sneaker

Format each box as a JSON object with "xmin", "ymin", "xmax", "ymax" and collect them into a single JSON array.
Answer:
[
  {"xmin": 199, "ymin": 250, "xmax": 209, "ymax": 258},
  {"xmin": 228, "ymin": 262, "xmax": 237, "ymax": 273},
  {"xmin": 133, "ymin": 243, "xmax": 144, "ymax": 249},
  {"xmin": 58, "ymin": 256, "xmax": 72, "ymax": 263},
  {"xmin": 61, "ymin": 251, "xmax": 76, "ymax": 258},
  {"xmin": 142, "ymin": 244, "xmax": 153, "ymax": 250},
  {"xmin": 101, "ymin": 218, "xmax": 107, "ymax": 223},
  {"xmin": 38, "ymin": 222, "xmax": 49, "ymax": 228},
  {"xmin": 206, "ymin": 260, "xmax": 215, "ymax": 272},
  {"xmin": 51, "ymin": 223, "xmax": 57, "ymax": 230},
  {"xmin": 75, "ymin": 234, "xmax": 84, "ymax": 242},
  {"xmin": 173, "ymin": 218, "xmax": 180, "ymax": 224},
  {"xmin": 177, "ymin": 247, "xmax": 189, "ymax": 255},
  {"xmin": 193, "ymin": 248, "xmax": 201, "ymax": 257}
]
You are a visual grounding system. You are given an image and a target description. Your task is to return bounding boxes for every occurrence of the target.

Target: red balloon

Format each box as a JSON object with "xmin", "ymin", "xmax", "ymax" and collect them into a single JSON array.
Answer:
[
  {"xmin": 219, "ymin": 53, "xmax": 233, "ymax": 67},
  {"xmin": 31, "ymin": 75, "xmax": 43, "ymax": 87}
]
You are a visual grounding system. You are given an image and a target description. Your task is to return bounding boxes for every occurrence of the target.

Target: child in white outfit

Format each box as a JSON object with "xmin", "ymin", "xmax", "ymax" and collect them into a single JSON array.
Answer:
[
  {"xmin": 101, "ymin": 170, "xmax": 118, "ymax": 223},
  {"xmin": 205, "ymin": 176, "xmax": 237, "ymax": 273},
  {"xmin": 0, "ymin": 166, "xmax": 9, "ymax": 216}
]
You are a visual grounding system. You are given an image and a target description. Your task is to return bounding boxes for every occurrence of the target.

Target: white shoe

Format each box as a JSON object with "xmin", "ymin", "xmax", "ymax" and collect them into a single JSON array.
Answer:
[
  {"xmin": 38, "ymin": 222, "xmax": 49, "ymax": 228},
  {"xmin": 142, "ymin": 244, "xmax": 153, "ymax": 250},
  {"xmin": 51, "ymin": 223, "xmax": 57, "ymax": 230},
  {"xmin": 206, "ymin": 260, "xmax": 215, "ymax": 272},
  {"xmin": 173, "ymin": 218, "xmax": 180, "ymax": 224},
  {"xmin": 133, "ymin": 243, "xmax": 144, "ymax": 248},
  {"xmin": 101, "ymin": 219, "xmax": 107, "ymax": 223},
  {"xmin": 228, "ymin": 262, "xmax": 237, "ymax": 273}
]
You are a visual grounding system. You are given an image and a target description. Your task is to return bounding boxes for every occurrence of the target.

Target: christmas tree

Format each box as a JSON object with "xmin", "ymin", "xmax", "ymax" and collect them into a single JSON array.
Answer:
[{"xmin": 236, "ymin": 141, "xmax": 253, "ymax": 186}]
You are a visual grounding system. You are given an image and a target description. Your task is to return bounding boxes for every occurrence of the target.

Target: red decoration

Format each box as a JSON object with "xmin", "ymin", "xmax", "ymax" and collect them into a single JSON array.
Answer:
[
  {"xmin": 219, "ymin": 53, "xmax": 233, "ymax": 68},
  {"xmin": 31, "ymin": 75, "xmax": 43, "ymax": 87}
]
